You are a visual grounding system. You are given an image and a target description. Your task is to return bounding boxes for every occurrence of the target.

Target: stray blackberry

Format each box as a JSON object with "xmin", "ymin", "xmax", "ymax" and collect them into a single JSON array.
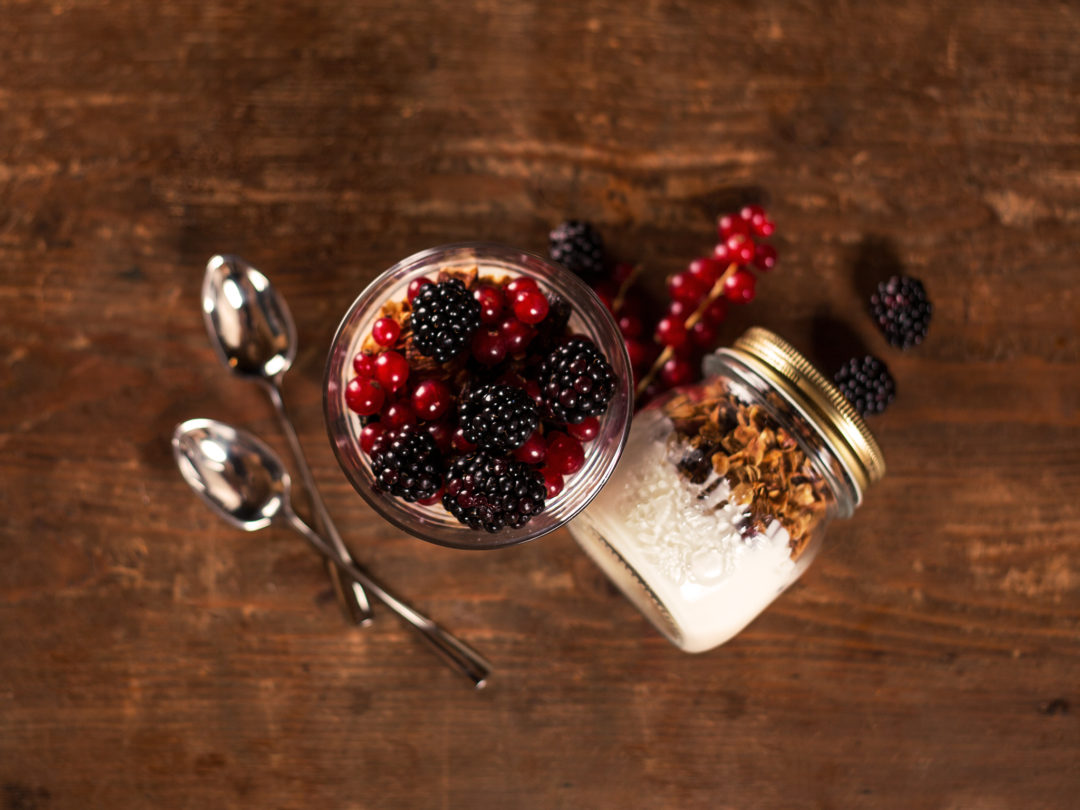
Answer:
[
  {"xmin": 442, "ymin": 450, "xmax": 546, "ymax": 532},
  {"xmin": 549, "ymin": 220, "xmax": 606, "ymax": 280},
  {"xmin": 371, "ymin": 431, "xmax": 443, "ymax": 502},
  {"xmin": 870, "ymin": 275, "xmax": 932, "ymax": 349},
  {"xmin": 411, "ymin": 279, "xmax": 481, "ymax": 362},
  {"xmin": 834, "ymin": 355, "xmax": 896, "ymax": 417},
  {"xmin": 460, "ymin": 383, "xmax": 538, "ymax": 452},
  {"xmin": 538, "ymin": 337, "xmax": 616, "ymax": 424}
]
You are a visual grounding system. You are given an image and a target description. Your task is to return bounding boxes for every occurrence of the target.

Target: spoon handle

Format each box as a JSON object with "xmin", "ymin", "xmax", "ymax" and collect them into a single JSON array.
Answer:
[
  {"xmin": 265, "ymin": 380, "xmax": 375, "ymax": 626},
  {"xmin": 284, "ymin": 510, "xmax": 491, "ymax": 689}
]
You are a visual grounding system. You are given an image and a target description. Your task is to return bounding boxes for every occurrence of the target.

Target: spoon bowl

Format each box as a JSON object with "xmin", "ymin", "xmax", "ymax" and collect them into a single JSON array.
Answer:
[
  {"xmin": 172, "ymin": 418, "xmax": 491, "ymax": 688},
  {"xmin": 202, "ymin": 254, "xmax": 296, "ymax": 381}
]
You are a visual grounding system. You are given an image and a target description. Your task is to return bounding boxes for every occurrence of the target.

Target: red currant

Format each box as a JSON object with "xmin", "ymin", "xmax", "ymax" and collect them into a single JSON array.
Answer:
[
  {"xmin": 425, "ymin": 419, "xmax": 454, "ymax": 453},
  {"xmin": 718, "ymin": 214, "xmax": 750, "ymax": 240},
  {"xmin": 417, "ymin": 486, "xmax": 444, "ymax": 506},
  {"xmin": 513, "ymin": 431, "xmax": 547, "ymax": 465},
  {"xmin": 499, "ymin": 316, "xmax": 534, "ymax": 353},
  {"xmin": 740, "ymin": 205, "xmax": 775, "ymax": 237},
  {"xmin": 546, "ymin": 432, "xmax": 584, "ymax": 476},
  {"xmin": 754, "ymin": 218, "xmax": 775, "ymax": 238},
  {"xmin": 712, "ymin": 241, "xmax": 732, "ymax": 264},
  {"xmin": 452, "ymin": 426, "xmax": 476, "ymax": 453},
  {"xmin": 505, "ymin": 277, "xmax": 539, "ymax": 299},
  {"xmin": 513, "ymin": 290, "xmax": 549, "ymax": 325},
  {"xmin": 690, "ymin": 319, "xmax": 718, "ymax": 348},
  {"xmin": 617, "ymin": 312, "xmax": 643, "ymax": 339},
  {"xmin": 726, "ymin": 233, "xmax": 756, "ymax": 265},
  {"xmin": 345, "ymin": 378, "xmax": 384, "ymax": 416},
  {"xmin": 661, "ymin": 356, "xmax": 696, "ymax": 387},
  {"xmin": 411, "ymin": 379, "xmax": 452, "ymax": 420},
  {"xmin": 374, "ymin": 350, "xmax": 409, "ymax": 393},
  {"xmin": 667, "ymin": 299, "xmax": 690, "ymax": 321},
  {"xmin": 624, "ymin": 338, "xmax": 652, "ymax": 370},
  {"xmin": 723, "ymin": 269, "xmax": 757, "ymax": 303},
  {"xmin": 667, "ymin": 271, "xmax": 708, "ymax": 305},
  {"xmin": 407, "ymin": 277, "xmax": 432, "ymax": 303},
  {"xmin": 701, "ymin": 297, "xmax": 728, "ymax": 326},
  {"xmin": 567, "ymin": 416, "xmax": 599, "ymax": 442},
  {"xmin": 382, "ymin": 400, "xmax": 416, "ymax": 430},
  {"xmin": 612, "ymin": 262, "xmax": 636, "ymax": 284},
  {"xmin": 473, "ymin": 284, "xmax": 504, "ymax": 325},
  {"xmin": 359, "ymin": 422, "xmax": 386, "ymax": 455},
  {"xmin": 372, "ymin": 317, "xmax": 401, "ymax": 347},
  {"xmin": 352, "ymin": 352, "xmax": 376, "ymax": 378},
  {"xmin": 688, "ymin": 257, "xmax": 723, "ymax": 287},
  {"xmin": 471, "ymin": 327, "xmax": 508, "ymax": 365},
  {"xmin": 542, "ymin": 468, "xmax": 564, "ymax": 499},
  {"xmin": 525, "ymin": 379, "xmax": 542, "ymax": 407},
  {"xmin": 655, "ymin": 316, "xmax": 688, "ymax": 350},
  {"xmin": 754, "ymin": 243, "xmax": 777, "ymax": 271},
  {"xmin": 592, "ymin": 279, "xmax": 617, "ymax": 311}
]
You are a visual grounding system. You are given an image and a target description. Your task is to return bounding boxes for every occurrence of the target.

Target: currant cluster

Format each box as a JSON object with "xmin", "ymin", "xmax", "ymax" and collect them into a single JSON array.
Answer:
[
  {"xmin": 344, "ymin": 271, "xmax": 617, "ymax": 533},
  {"xmin": 548, "ymin": 206, "xmax": 778, "ymax": 405}
]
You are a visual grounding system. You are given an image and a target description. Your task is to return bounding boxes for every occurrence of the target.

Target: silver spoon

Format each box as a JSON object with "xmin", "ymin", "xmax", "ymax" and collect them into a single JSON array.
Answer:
[
  {"xmin": 201, "ymin": 254, "xmax": 373, "ymax": 626},
  {"xmin": 172, "ymin": 418, "xmax": 491, "ymax": 688}
]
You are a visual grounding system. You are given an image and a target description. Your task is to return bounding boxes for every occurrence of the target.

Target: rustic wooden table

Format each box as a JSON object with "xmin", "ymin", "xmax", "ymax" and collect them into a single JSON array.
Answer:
[{"xmin": 2, "ymin": 2, "xmax": 1078, "ymax": 808}]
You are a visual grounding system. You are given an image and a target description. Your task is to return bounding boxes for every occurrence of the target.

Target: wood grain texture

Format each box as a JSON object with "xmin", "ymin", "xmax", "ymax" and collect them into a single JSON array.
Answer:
[{"xmin": 1, "ymin": 1, "xmax": 1078, "ymax": 808}]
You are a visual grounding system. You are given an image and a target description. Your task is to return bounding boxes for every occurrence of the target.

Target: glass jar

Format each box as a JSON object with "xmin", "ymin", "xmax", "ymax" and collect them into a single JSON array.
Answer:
[
  {"xmin": 568, "ymin": 327, "xmax": 885, "ymax": 652},
  {"xmin": 323, "ymin": 243, "xmax": 633, "ymax": 550}
]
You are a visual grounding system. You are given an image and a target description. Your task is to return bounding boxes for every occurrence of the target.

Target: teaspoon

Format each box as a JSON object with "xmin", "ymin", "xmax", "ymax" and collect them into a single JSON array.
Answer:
[
  {"xmin": 201, "ymin": 254, "xmax": 373, "ymax": 625},
  {"xmin": 172, "ymin": 418, "xmax": 491, "ymax": 688}
]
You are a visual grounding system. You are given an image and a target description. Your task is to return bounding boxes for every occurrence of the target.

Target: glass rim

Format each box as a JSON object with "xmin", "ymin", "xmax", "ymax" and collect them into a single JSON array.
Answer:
[{"xmin": 322, "ymin": 242, "xmax": 634, "ymax": 550}]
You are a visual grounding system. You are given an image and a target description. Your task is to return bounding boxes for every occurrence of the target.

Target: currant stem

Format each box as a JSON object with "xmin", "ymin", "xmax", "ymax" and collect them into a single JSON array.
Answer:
[{"xmin": 633, "ymin": 262, "xmax": 738, "ymax": 403}]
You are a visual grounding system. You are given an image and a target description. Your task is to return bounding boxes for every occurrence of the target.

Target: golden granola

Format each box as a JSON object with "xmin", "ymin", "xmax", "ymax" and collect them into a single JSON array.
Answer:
[{"xmin": 663, "ymin": 381, "xmax": 831, "ymax": 560}]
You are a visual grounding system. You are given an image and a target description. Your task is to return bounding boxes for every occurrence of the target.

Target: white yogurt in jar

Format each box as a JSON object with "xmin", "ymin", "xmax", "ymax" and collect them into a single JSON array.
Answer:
[{"xmin": 569, "ymin": 409, "xmax": 799, "ymax": 652}]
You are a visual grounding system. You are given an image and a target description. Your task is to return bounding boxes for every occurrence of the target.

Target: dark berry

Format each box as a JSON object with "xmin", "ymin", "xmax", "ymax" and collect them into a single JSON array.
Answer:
[
  {"xmin": 411, "ymin": 279, "xmax": 481, "ymax": 362},
  {"xmin": 870, "ymin": 275, "xmax": 932, "ymax": 349},
  {"xmin": 538, "ymin": 337, "xmax": 616, "ymax": 424},
  {"xmin": 382, "ymin": 400, "xmax": 416, "ymax": 430},
  {"xmin": 374, "ymin": 350, "xmax": 409, "ymax": 393},
  {"xmin": 834, "ymin": 355, "xmax": 896, "ymax": 417},
  {"xmin": 425, "ymin": 419, "xmax": 455, "ymax": 454},
  {"xmin": 459, "ymin": 383, "xmax": 539, "ymax": 452},
  {"xmin": 473, "ymin": 284, "xmax": 504, "ymax": 325},
  {"xmin": 442, "ymin": 451, "xmax": 546, "ymax": 532},
  {"xmin": 452, "ymin": 426, "xmax": 476, "ymax": 453},
  {"xmin": 498, "ymin": 315, "xmax": 535, "ymax": 354},
  {"xmin": 542, "ymin": 468, "xmax": 564, "ymax": 499},
  {"xmin": 549, "ymin": 220, "xmax": 606, "ymax": 279},
  {"xmin": 371, "ymin": 431, "xmax": 443, "ymax": 502},
  {"xmin": 346, "ymin": 378, "xmax": 384, "ymax": 416}
]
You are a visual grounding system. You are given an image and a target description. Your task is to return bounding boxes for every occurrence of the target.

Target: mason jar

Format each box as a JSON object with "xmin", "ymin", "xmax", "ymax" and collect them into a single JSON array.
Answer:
[{"xmin": 568, "ymin": 327, "xmax": 885, "ymax": 652}]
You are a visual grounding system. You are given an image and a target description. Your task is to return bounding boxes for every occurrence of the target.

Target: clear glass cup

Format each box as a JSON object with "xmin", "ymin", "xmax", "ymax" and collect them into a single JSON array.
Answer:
[
  {"xmin": 568, "ymin": 328, "xmax": 886, "ymax": 652},
  {"xmin": 324, "ymin": 243, "xmax": 634, "ymax": 550}
]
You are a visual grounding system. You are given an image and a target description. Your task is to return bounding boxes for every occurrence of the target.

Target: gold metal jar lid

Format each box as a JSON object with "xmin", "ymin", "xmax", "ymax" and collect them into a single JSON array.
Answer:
[{"xmin": 714, "ymin": 327, "xmax": 886, "ymax": 502}]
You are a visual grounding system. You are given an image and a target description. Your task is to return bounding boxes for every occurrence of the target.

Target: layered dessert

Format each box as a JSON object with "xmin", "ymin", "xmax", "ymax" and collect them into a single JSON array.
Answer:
[
  {"xmin": 340, "ymin": 263, "xmax": 621, "ymax": 534},
  {"xmin": 569, "ymin": 378, "xmax": 833, "ymax": 651}
]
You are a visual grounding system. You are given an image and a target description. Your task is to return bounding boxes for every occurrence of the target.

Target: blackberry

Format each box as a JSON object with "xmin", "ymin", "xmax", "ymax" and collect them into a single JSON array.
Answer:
[
  {"xmin": 549, "ymin": 220, "xmax": 606, "ymax": 280},
  {"xmin": 371, "ymin": 431, "xmax": 443, "ymax": 502},
  {"xmin": 834, "ymin": 355, "xmax": 896, "ymax": 417},
  {"xmin": 538, "ymin": 337, "xmax": 616, "ymax": 424},
  {"xmin": 442, "ymin": 450, "xmax": 547, "ymax": 532},
  {"xmin": 870, "ymin": 275, "xmax": 932, "ymax": 349},
  {"xmin": 411, "ymin": 279, "xmax": 481, "ymax": 362},
  {"xmin": 460, "ymin": 383, "xmax": 538, "ymax": 452}
]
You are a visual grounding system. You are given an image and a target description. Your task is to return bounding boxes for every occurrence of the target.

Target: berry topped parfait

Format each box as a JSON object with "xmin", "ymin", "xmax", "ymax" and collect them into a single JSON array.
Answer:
[{"xmin": 324, "ymin": 244, "xmax": 633, "ymax": 549}]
